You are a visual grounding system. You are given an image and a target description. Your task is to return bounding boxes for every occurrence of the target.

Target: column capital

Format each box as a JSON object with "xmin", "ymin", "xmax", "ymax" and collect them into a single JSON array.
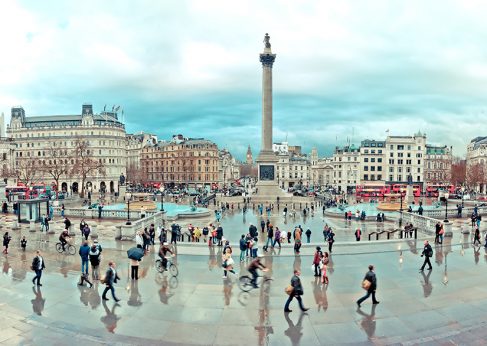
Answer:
[{"xmin": 260, "ymin": 53, "xmax": 276, "ymax": 68}]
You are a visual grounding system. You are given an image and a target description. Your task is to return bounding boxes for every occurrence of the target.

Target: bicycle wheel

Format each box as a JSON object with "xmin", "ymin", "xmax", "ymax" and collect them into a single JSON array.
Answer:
[
  {"xmin": 68, "ymin": 245, "xmax": 76, "ymax": 255},
  {"xmin": 169, "ymin": 276, "xmax": 179, "ymax": 289},
  {"xmin": 155, "ymin": 260, "xmax": 164, "ymax": 273},
  {"xmin": 169, "ymin": 263, "xmax": 178, "ymax": 277},
  {"xmin": 238, "ymin": 275, "xmax": 253, "ymax": 292},
  {"xmin": 55, "ymin": 243, "xmax": 63, "ymax": 253}
]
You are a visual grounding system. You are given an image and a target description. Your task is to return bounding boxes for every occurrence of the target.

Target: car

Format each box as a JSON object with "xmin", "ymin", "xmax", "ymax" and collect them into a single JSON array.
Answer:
[{"xmin": 229, "ymin": 189, "xmax": 243, "ymax": 196}]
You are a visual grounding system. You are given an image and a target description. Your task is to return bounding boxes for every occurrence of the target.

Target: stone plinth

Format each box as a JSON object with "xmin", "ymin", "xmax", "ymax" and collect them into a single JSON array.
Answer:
[{"xmin": 406, "ymin": 185, "xmax": 414, "ymax": 204}]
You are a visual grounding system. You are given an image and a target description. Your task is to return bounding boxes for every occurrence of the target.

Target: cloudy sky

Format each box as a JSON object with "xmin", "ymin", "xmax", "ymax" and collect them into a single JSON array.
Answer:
[{"xmin": 1, "ymin": 0, "xmax": 487, "ymax": 160}]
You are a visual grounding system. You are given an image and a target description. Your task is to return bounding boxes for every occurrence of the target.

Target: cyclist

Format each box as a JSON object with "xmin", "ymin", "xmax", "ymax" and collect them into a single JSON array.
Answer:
[
  {"xmin": 158, "ymin": 242, "xmax": 174, "ymax": 271},
  {"xmin": 247, "ymin": 254, "xmax": 267, "ymax": 288},
  {"xmin": 59, "ymin": 229, "xmax": 70, "ymax": 251}
]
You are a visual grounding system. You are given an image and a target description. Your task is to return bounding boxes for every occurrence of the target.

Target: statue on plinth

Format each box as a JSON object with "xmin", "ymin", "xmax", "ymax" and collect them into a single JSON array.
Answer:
[{"xmin": 263, "ymin": 33, "xmax": 271, "ymax": 48}]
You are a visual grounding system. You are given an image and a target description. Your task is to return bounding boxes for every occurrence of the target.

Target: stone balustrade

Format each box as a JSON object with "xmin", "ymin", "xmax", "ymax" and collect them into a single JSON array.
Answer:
[{"xmin": 116, "ymin": 211, "xmax": 165, "ymax": 241}]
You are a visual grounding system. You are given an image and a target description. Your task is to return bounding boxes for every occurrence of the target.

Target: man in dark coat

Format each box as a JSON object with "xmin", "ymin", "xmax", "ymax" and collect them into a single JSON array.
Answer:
[
  {"xmin": 420, "ymin": 240, "xmax": 433, "ymax": 271},
  {"xmin": 357, "ymin": 265, "xmax": 379, "ymax": 307},
  {"xmin": 284, "ymin": 270, "xmax": 309, "ymax": 312}
]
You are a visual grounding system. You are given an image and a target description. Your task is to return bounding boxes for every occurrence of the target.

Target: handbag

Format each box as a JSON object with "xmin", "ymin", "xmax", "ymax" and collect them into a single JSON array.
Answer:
[
  {"xmin": 285, "ymin": 285, "xmax": 293, "ymax": 295},
  {"xmin": 362, "ymin": 279, "xmax": 371, "ymax": 290},
  {"xmin": 100, "ymin": 275, "xmax": 106, "ymax": 284}
]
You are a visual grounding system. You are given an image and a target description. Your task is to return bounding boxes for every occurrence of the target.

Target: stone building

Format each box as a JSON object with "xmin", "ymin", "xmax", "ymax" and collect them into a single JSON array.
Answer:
[
  {"xmin": 140, "ymin": 135, "xmax": 219, "ymax": 189},
  {"xmin": 385, "ymin": 133, "xmax": 427, "ymax": 187},
  {"xmin": 424, "ymin": 145, "xmax": 452, "ymax": 185},
  {"xmin": 333, "ymin": 144, "xmax": 360, "ymax": 193},
  {"xmin": 310, "ymin": 148, "xmax": 333, "ymax": 188},
  {"xmin": 359, "ymin": 140, "xmax": 386, "ymax": 184},
  {"xmin": 218, "ymin": 149, "xmax": 240, "ymax": 187},
  {"xmin": 7, "ymin": 104, "xmax": 126, "ymax": 195},
  {"xmin": 274, "ymin": 143, "xmax": 310, "ymax": 190},
  {"xmin": 0, "ymin": 137, "xmax": 16, "ymax": 185},
  {"xmin": 466, "ymin": 136, "xmax": 487, "ymax": 193},
  {"xmin": 126, "ymin": 132, "xmax": 158, "ymax": 184}
]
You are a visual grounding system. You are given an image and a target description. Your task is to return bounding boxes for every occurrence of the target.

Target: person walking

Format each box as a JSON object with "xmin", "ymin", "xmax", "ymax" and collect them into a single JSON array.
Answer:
[
  {"xmin": 31, "ymin": 250, "xmax": 46, "ymax": 286},
  {"xmin": 3, "ymin": 232, "xmax": 11, "ymax": 254},
  {"xmin": 79, "ymin": 241, "xmax": 90, "ymax": 275},
  {"xmin": 44, "ymin": 214, "xmax": 50, "ymax": 232},
  {"xmin": 284, "ymin": 270, "xmax": 309, "ymax": 313},
  {"xmin": 239, "ymin": 234, "xmax": 247, "ymax": 262},
  {"xmin": 321, "ymin": 252, "xmax": 330, "ymax": 285},
  {"xmin": 273, "ymin": 227, "xmax": 282, "ymax": 248},
  {"xmin": 328, "ymin": 229, "xmax": 335, "ymax": 253},
  {"xmin": 420, "ymin": 240, "xmax": 433, "ymax": 271},
  {"xmin": 305, "ymin": 229, "xmax": 312, "ymax": 243},
  {"xmin": 312, "ymin": 247, "xmax": 323, "ymax": 277},
  {"xmin": 265, "ymin": 224, "xmax": 274, "ymax": 249},
  {"xmin": 102, "ymin": 261, "xmax": 121, "ymax": 302},
  {"xmin": 89, "ymin": 244, "xmax": 101, "ymax": 280},
  {"xmin": 356, "ymin": 265, "xmax": 379, "ymax": 307},
  {"xmin": 473, "ymin": 227, "xmax": 481, "ymax": 246},
  {"xmin": 355, "ymin": 228, "xmax": 362, "ymax": 241},
  {"xmin": 21, "ymin": 236, "xmax": 27, "ymax": 251},
  {"xmin": 130, "ymin": 258, "xmax": 140, "ymax": 280},
  {"xmin": 294, "ymin": 227, "xmax": 302, "ymax": 254}
]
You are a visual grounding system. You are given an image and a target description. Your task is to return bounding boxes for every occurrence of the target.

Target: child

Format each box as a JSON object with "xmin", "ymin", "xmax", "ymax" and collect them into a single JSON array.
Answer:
[
  {"xmin": 322, "ymin": 252, "xmax": 330, "ymax": 285},
  {"xmin": 20, "ymin": 236, "xmax": 27, "ymax": 251}
]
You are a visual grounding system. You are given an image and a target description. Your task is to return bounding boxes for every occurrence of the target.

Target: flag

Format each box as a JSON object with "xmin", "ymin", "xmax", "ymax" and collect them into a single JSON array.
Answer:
[{"xmin": 103, "ymin": 104, "xmax": 106, "ymax": 112}]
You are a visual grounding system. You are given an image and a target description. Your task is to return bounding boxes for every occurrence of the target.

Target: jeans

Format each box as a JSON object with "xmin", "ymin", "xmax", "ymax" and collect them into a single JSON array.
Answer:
[
  {"xmin": 265, "ymin": 237, "xmax": 273, "ymax": 248},
  {"xmin": 92, "ymin": 265, "xmax": 99, "ymax": 280},
  {"xmin": 81, "ymin": 260, "xmax": 89, "ymax": 274},
  {"xmin": 357, "ymin": 290, "xmax": 378, "ymax": 305},
  {"xmin": 273, "ymin": 239, "xmax": 281, "ymax": 248},
  {"xmin": 314, "ymin": 263, "xmax": 321, "ymax": 276},
  {"xmin": 284, "ymin": 294, "xmax": 306, "ymax": 311},
  {"xmin": 240, "ymin": 250, "xmax": 246, "ymax": 262},
  {"xmin": 421, "ymin": 256, "xmax": 432, "ymax": 270},
  {"xmin": 102, "ymin": 284, "xmax": 119, "ymax": 300},
  {"xmin": 33, "ymin": 269, "xmax": 42, "ymax": 285},
  {"xmin": 131, "ymin": 266, "xmax": 139, "ymax": 280},
  {"xmin": 252, "ymin": 248, "xmax": 258, "ymax": 258}
]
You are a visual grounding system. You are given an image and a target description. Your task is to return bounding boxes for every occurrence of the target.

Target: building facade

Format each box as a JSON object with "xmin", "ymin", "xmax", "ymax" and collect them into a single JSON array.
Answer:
[
  {"xmin": 333, "ymin": 144, "xmax": 360, "ymax": 193},
  {"xmin": 126, "ymin": 132, "xmax": 158, "ymax": 184},
  {"xmin": 218, "ymin": 149, "xmax": 240, "ymax": 187},
  {"xmin": 384, "ymin": 133, "xmax": 426, "ymax": 187},
  {"xmin": 7, "ymin": 104, "xmax": 126, "ymax": 195},
  {"xmin": 140, "ymin": 135, "xmax": 219, "ymax": 188},
  {"xmin": 359, "ymin": 140, "xmax": 385, "ymax": 184},
  {"xmin": 466, "ymin": 137, "xmax": 487, "ymax": 193},
  {"xmin": 310, "ymin": 148, "xmax": 333, "ymax": 188},
  {"xmin": 0, "ymin": 137, "xmax": 17, "ymax": 185},
  {"xmin": 424, "ymin": 145, "xmax": 452, "ymax": 185}
]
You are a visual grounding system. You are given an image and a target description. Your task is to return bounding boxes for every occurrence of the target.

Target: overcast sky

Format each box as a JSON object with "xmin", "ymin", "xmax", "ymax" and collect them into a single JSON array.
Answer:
[{"xmin": 1, "ymin": 0, "xmax": 486, "ymax": 160}]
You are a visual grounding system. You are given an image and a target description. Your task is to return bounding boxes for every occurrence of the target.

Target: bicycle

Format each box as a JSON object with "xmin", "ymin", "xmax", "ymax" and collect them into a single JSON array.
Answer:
[
  {"xmin": 155, "ymin": 256, "xmax": 179, "ymax": 276},
  {"xmin": 55, "ymin": 242, "xmax": 76, "ymax": 255},
  {"xmin": 238, "ymin": 270, "xmax": 272, "ymax": 292}
]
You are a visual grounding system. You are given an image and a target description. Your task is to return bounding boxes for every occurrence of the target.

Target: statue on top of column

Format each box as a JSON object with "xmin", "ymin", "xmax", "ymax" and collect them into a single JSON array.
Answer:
[{"xmin": 263, "ymin": 33, "xmax": 271, "ymax": 48}]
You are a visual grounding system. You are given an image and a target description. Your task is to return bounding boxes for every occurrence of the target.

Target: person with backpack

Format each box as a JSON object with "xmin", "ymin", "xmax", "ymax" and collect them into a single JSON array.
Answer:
[
  {"xmin": 420, "ymin": 240, "xmax": 433, "ymax": 271},
  {"xmin": 89, "ymin": 244, "xmax": 101, "ymax": 280}
]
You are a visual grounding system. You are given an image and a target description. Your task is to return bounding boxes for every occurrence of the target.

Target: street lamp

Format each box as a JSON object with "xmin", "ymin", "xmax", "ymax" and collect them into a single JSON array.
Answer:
[
  {"xmin": 159, "ymin": 186, "xmax": 165, "ymax": 212},
  {"xmin": 125, "ymin": 192, "xmax": 132, "ymax": 225},
  {"xmin": 444, "ymin": 192, "xmax": 449, "ymax": 222},
  {"xmin": 399, "ymin": 188, "xmax": 404, "ymax": 227}
]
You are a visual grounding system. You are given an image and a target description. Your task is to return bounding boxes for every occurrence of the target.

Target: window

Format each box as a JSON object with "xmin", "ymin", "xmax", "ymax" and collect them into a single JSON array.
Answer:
[
  {"xmin": 406, "ymin": 160, "xmax": 412, "ymax": 165},
  {"xmin": 364, "ymin": 150, "xmax": 369, "ymax": 154},
  {"xmin": 371, "ymin": 158, "xmax": 375, "ymax": 162},
  {"xmin": 398, "ymin": 159, "xmax": 403, "ymax": 164},
  {"xmin": 389, "ymin": 159, "xmax": 394, "ymax": 164},
  {"xmin": 390, "ymin": 153, "xmax": 394, "ymax": 157},
  {"xmin": 407, "ymin": 145, "xmax": 411, "ymax": 150},
  {"xmin": 364, "ymin": 166, "xmax": 368, "ymax": 171},
  {"xmin": 398, "ymin": 167, "xmax": 402, "ymax": 173},
  {"xmin": 378, "ymin": 174, "xmax": 382, "ymax": 180},
  {"xmin": 364, "ymin": 158, "xmax": 369, "ymax": 162},
  {"xmin": 397, "ymin": 145, "xmax": 404, "ymax": 150},
  {"xmin": 418, "ymin": 146, "xmax": 421, "ymax": 150},
  {"xmin": 371, "ymin": 174, "xmax": 375, "ymax": 181},
  {"xmin": 389, "ymin": 175, "xmax": 393, "ymax": 181},
  {"xmin": 390, "ymin": 145, "xmax": 394, "ymax": 149},
  {"xmin": 398, "ymin": 153, "xmax": 403, "ymax": 157},
  {"xmin": 378, "ymin": 149, "xmax": 382, "ymax": 153},
  {"xmin": 378, "ymin": 158, "xmax": 382, "ymax": 163},
  {"xmin": 417, "ymin": 160, "xmax": 421, "ymax": 164},
  {"xmin": 378, "ymin": 166, "xmax": 382, "ymax": 171},
  {"xmin": 371, "ymin": 166, "xmax": 376, "ymax": 171},
  {"xmin": 417, "ymin": 168, "xmax": 421, "ymax": 173},
  {"xmin": 364, "ymin": 174, "xmax": 369, "ymax": 181}
]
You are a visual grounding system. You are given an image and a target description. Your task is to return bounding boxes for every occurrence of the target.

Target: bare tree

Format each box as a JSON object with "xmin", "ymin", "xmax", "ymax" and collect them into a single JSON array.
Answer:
[
  {"xmin": 450, "ymin": 159, "xmax": 466, "ymax": 187},
  {"xmin": 466, "ymin": 162, "xmax": 486, "ymax": 192},
  {"xmin": 42, "ymin": 144, "xmax": 71, "ymax": 198},
  {"xmin": 71, "ymin": 137, "xmax": 105, "ymax": 198},
  {"xmin": 12, "ymin": 157, "xmax": 39, "ymax": 187},
  {"xmin": 126, "ymin": 163, "xmax": 148, "ymax": 185}
]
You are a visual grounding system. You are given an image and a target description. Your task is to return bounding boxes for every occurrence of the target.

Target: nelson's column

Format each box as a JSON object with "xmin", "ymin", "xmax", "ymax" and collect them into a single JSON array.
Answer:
[{"xmin": 256, "ymin": 33, "xmax": 286, "ymax": 198}]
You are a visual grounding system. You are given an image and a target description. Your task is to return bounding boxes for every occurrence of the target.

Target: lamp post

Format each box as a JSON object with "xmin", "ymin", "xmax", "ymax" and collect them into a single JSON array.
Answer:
[
  {"xmin": 444, "ymin": 192, "xmax": 449, "ymax": 222},
  {"xmin": 399, "ymin": 188, "xmax": 404, "ymax": 227},
  {"xmin": 159, "ymin": 186, "xmax": 165, "ymax": 212},
  {"xmin": 126, "ymin": 192, "xmax": 132, "ymax": 225}
]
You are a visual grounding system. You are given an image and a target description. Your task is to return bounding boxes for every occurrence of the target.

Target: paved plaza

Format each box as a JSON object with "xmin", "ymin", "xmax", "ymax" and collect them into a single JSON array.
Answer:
[{"xmin": 0, "ymin": 225, "xmax": 487, "ymax": 345}]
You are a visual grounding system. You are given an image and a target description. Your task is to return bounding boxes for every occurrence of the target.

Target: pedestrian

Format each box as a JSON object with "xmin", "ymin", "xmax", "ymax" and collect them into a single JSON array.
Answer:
[
  {"xmin": 89, "ymin": 244, "xmax": 101, "ymax": 280},
  {"xmin": 305, "ymin": 229, "xmax": 312, "ymax": 243},
  {"xmin": 222, "ymin": 244, "xmax": 236, "ymax": 279},
  {"xmin": 239, "ymin": 234, "xmax": 247, "ymax": 262},
  {"xmin": 321, "ymin": 252, "xmax": 329, "ymax": 285},
  {"xmin": 265, "ymin": 224, "xmax": 274, "ymax": 249},
  {"xmin": 149, "ymin": 224, "xmax": 155, "ymax": 245},
  {"xmin": 49, "ymin": 204, "xmax": 54, "ymax": 220},
  {"xmin": 260, "ymin": 219, "xmax": 266, "ymax": 233},
  {"xmin": 61, "ymin": 203, "xmax": 65, "ymax": 218},
  {"xmin": 3, "ymin": 232, "xmax": 11, "ymax": 254},
  {"xmin": 294, "ymin": 227, "xmax": 302, "ymax": 254},
  {"xmin": 356, "ymin": 265, "xmax": 379, "ymax": 307},
  {"xmin": 273, "ymin": 227, "xmax": 282, "ymax": 248},
  {"xmin": 80, "ymin": 219, "xmax": 87, "ymax": 237},
  {"xmin": 287, "ymin": 230, "xmax": 292, "ymax": 244},
  {"xmin": 21, "ymin": 236, "xmax": 27, "ymax": 251},
  {"xmin": 355, "ymin": 228, "xmax": 362, "ymax": 241},
  {"xmin": 438, "ymin": 224, "xmax": 444, "ymax": 244},
  {"xmin": 474, "ymin": 227, "xmax": 481, "ymax": 246},
  {"xmin": 83, "ymin": 225, "xmax": 91, "ymax": 241},
  {"xmin": 252, "ymin": 237, "xmax": 258, "ymax": 258},
  {"xmin": 44, "ymin": 214, "xmax": 49, "ymax": 232},
  {"xmin": 434, "ymin": 222, "xmax": 441, "ymax": 244},
  {"xmin": 79, "ymin": 241, "xmax": 90, "ymax": 275},
  {"xmin": 98, "ymin": 203, "xmax": 103, "ymax": 219},
  {"xmin": 130, "ymin": 258, "xmax": 140, "ymax": 280},
  {"xmin": 102, "ymin": 261, "xmax": 121, "ymax": 302},
  {"xmin": 313, "ymin": 246, "xmax": 323, "ymax": 277},
  {"xmin": 328, "ymin": 229, "xmax": 335, "ymax": 253},
  {"xmin": 284, "ymin": 270, "xmax": 309, "ymax": 313},
  {"xmin": 31, "ymin": 250, "xmax": 46, "ymax": 286},
  {"xmin": 420, "ymin": 240, "xmax": 433, "ymax": 271}
]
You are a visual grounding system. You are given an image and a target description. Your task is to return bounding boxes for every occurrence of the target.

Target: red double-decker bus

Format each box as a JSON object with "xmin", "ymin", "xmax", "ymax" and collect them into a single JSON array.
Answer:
[
  {"xmin": 391, "ymin": 184, "xmax": 422, "ymax": 197},
  {"xmin": 426, "ymin": 184, "xmax": 455, "ymax": 197},
  {"xmin": 356, "ymin": 184, "xmax": 391, "ymax": 198}
]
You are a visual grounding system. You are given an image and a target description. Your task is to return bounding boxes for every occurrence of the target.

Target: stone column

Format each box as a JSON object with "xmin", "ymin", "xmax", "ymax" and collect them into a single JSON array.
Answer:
[{"xmin": 260, "ymin": 48, "xmax": 276, "ymax": 153}]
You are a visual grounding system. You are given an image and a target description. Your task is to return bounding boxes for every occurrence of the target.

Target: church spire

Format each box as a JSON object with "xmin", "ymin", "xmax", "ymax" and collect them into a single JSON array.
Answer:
[{"xmin": 246, "ymin": 145, "xmax": 253, "ymax": 164}]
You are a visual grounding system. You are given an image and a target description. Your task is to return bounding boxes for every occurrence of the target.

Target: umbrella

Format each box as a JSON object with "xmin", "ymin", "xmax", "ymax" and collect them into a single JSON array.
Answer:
[{"xmin": 127, "ymin": 247, "xmax": 144, "ymax": 261}]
